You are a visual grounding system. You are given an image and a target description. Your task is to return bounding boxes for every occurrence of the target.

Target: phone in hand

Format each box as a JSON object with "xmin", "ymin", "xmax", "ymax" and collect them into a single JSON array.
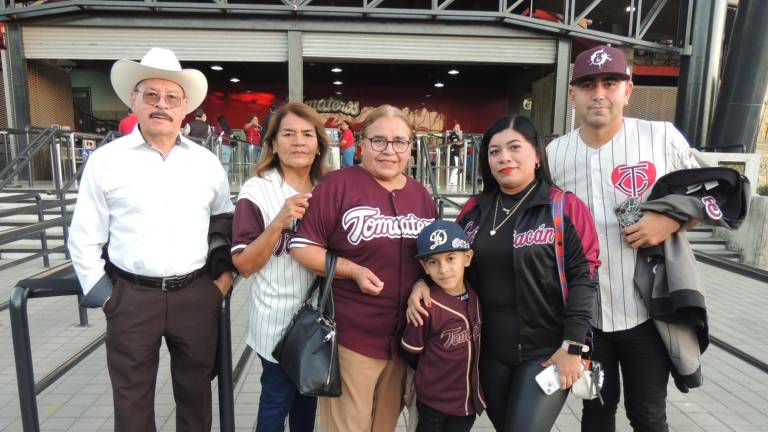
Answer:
[{"xmin": 535, "ymin": 365, "xmax": 561, "ymax": 395}]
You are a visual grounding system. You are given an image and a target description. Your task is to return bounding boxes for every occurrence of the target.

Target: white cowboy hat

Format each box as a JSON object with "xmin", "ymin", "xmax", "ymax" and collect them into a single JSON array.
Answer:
[{"xmin": 110, "ymin": 47, "xmax": 207, "ymax": 114}]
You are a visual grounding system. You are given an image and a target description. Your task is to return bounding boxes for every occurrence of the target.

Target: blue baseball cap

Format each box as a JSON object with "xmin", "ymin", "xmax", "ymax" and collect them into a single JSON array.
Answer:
[{"xmin": 415, "ymin": 219, "xmax": 471, "ymax": 259}]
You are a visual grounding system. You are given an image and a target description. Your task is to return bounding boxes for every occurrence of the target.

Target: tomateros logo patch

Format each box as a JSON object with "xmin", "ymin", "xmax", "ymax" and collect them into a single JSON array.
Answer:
[{"xmin": 342, "ymin": 206, "xmax": 433, "ymax": 245}]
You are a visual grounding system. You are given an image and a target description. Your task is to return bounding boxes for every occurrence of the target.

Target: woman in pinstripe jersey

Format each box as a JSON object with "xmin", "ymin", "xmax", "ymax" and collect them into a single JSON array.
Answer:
[{"xmin": 231, "ymin": 103, "xmax": 330, "ymax": 432}]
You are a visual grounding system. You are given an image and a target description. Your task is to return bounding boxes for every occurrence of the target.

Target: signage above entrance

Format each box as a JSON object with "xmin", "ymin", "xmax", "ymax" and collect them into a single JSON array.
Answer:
[{"xmin": 305, "ymin": 97, "xmax": 361, "ymax": 117}]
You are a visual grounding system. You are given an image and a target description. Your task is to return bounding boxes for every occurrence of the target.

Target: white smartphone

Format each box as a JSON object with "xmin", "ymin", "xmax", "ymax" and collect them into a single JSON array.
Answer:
[{"xmin": 535, "ymin": 365, "xmax": 561, "ymax": 395}]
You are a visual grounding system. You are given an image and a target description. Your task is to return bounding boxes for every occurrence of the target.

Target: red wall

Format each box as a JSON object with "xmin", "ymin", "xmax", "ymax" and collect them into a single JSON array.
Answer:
[{"xmin": 195, "ymin": 82, "xmax": 510, "ymax": 134}]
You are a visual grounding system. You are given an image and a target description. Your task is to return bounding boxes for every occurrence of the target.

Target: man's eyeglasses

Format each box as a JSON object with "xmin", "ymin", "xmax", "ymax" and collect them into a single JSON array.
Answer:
[
  {"xmin": 136, "ymin": 90, "xmax": 184, "ymax": 108},
  {"xmin": 366, "ymin": 136, "xmax": 411, "ymax": 153}
]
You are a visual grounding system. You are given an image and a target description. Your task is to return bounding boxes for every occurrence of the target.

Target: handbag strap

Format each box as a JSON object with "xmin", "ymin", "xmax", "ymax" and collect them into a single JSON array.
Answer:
[
  {"xmin": 316, "ymin": 252, "xmax": 338, "ymax": 318},
  {"xmin": 552, "ymin": 189, "xmax": 568, "ymax": 303},
  {"xmin": 553, "ymin": 190, "xmax": 596, "ymax": 362}
]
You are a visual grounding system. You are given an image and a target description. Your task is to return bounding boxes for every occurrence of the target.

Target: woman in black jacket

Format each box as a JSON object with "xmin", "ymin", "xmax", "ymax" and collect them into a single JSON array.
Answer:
[{"xmin": 408, "ymin": 115, "xmax": 600, "ymax": 432}]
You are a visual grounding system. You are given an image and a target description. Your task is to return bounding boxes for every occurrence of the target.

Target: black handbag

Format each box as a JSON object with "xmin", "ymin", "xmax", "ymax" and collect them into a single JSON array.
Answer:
[{"xmin": 272, "ymin": 252, "xmax": 341, "ymax": 397}]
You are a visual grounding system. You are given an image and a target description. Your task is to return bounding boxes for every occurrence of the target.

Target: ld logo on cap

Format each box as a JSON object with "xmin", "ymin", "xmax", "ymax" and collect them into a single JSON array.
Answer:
[
  {"xmin": 589, "ymin": 48, "xmax": 612, "ymax": 69},
  {"xmin": 429, "ymin": 230, "xmax": 448, "ymax": 250}
]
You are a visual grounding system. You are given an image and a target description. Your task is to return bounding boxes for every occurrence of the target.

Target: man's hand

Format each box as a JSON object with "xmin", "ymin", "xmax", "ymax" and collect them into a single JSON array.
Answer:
[
  {"xmin": 622, "ymin": 211, "xmax": 681, "ymax": 249},
  {"xmin": 406, "ymin": 280, "xmax": 432, "ymax": 326},
  {"xmin": 214, "ymin": 272, "xmax": 235, "ymax": 297}
]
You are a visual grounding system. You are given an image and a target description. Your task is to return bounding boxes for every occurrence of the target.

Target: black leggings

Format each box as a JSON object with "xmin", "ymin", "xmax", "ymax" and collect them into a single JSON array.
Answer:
[{"xmin": 480, "ymin": 352, "xmax": 569, "ymax": 432}]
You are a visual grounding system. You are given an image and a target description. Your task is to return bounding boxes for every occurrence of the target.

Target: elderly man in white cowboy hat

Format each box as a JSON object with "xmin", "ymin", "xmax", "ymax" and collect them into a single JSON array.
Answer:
[{"xmin": 68, "ymin": 47, "xmax": 235, "ymax": 432}]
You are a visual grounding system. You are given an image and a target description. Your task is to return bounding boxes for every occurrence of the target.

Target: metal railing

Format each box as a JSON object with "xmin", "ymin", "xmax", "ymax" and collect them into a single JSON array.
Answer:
[
  {"xmin": 9, "ymin": 264, "xmax": 237, "ymax": 432},
  {"xmin": 0, "ymin": 127, "xmax": 58, "ymax": 190},
  {"xmin": 0, "ymin": 127, "xmax": 126, "ymax": 272}
]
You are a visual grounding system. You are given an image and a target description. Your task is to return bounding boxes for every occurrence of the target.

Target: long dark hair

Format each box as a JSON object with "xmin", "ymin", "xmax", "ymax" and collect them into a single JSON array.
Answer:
[{"xmin": 478, "ymin": 115, "xmax": 555, "ymax": 196}]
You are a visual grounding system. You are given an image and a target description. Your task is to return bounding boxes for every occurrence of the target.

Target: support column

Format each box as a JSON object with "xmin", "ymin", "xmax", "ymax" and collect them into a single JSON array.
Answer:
[
  {"xmin": 5, "ymin": 22, "xmax": 31, "ymax": 180},
  {"xmin": 709, "ymin": 0, "xmax": 768, "ymax": 153},
  {"xmin": 552, "ymin": 38, "xmax": 571, "ymax": 137},
  {"xmin": 6, "ymin": 23, "xmax": 30, "ymax": 131},
  {"xmin": 288, "ymin": 31, "xmax": 303, "ymax": 103},
  {"xmin": 674, "ymin": 0, "xmax": 727, "ymax": 149}
]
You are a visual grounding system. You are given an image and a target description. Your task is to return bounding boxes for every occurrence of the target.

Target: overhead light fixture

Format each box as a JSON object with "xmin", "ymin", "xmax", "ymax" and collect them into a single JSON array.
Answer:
[
  {"xmin": 335, "ymin": 91, "xmax": 343, "ymax": 96},
  {"xmin": 425, "ymin": 94, "xmax": 432, "ymax": 98},
  {"xmin": 211, "ymin": 65, "xmax": 223, "ymax": 71},
  {"xmin": 333, "ymin": 80, "xmax": 343, "ymax": 85},
  {"xmin": 331, "ymin": 67, "xmax": 343, "ymax": 73},
  {"xmin": 434, "ymin": 82, "xmax": 444, "ymax": 88},
  {"xmin": 625, "ymin": 6, "xmax": 636, "ymax": 12},
  {"xmin": 230, "ymin": 77, "xmax": 240, "ymax": 83},
  {"xmin": 448, "ymin": 69, "xmax": 460, "ymax": 75}
]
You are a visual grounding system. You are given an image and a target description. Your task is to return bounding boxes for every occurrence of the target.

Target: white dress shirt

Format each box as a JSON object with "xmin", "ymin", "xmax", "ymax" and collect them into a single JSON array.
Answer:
[{"xmin": 68, "ymin": 127, "xmax": 234, "ymax": 296}]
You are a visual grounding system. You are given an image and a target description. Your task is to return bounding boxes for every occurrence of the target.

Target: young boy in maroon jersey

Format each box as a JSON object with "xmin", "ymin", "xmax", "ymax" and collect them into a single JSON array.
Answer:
[{"xmin": 401, "ymin": 220, "xmax": 486, "ymax": 432}]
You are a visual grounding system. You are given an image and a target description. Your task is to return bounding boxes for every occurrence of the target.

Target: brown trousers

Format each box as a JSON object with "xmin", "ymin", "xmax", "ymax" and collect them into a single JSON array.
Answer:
[{"xmin": 105, "ymin": 273, "xmax": 222, "ymax": 432}]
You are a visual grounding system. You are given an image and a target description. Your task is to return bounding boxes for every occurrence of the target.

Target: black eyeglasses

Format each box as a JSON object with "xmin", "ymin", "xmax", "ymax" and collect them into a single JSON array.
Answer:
[
  {"xmin": 365, "ymin": 136, "xmax": 411, "ymax": 153},
  {"xmin": 136, "ymin": 90, "xmax": 184, "ymax": 108}
]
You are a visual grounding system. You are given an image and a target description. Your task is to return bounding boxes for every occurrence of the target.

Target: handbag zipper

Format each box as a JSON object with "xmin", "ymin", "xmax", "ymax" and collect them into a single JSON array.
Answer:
[{"xmin": 324, "ymin": 326, "xmax": 336, "ymax": 387}]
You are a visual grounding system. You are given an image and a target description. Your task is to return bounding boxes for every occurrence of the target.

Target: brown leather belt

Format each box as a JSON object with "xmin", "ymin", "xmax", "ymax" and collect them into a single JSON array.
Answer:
[{"xmin": 114, "ymin": 266, "xmax": 205, "ymax": 291}]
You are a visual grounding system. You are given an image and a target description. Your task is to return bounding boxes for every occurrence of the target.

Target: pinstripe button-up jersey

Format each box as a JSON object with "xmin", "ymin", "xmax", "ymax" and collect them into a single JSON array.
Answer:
[
  {"xmin": 231, "ymin": 169, "xmax": 316, "ymax": 362},
  {"xmin": 547, "ymin": 118, "xmax": 698, "ymax": 332}
]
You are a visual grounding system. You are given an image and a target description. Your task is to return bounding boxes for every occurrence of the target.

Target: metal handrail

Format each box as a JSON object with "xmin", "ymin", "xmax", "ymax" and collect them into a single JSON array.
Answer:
[
  {"xmin": 60, "ymin": 130, "xmax": 121, "ymax": 193},
  {"xmin": 0, "ymin": 127, "xmax": 58, "ymax": 191},
  {"xmin": 9, "ymin": 264, "xmax": 237, "ymax": 432}
]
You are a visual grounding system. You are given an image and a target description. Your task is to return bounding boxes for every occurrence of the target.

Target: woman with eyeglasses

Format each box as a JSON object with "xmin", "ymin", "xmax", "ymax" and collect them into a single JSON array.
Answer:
[
  {"xmin": 231, "ymin": 103, "xmax": 329, "ymax": 432},
  {"xmin": 406, "ymin": 115, "xmax": 600, "ymax": 432},
  {"xmin": 290, "ymin": 105, "xmax": 437, "ymax": 431}
]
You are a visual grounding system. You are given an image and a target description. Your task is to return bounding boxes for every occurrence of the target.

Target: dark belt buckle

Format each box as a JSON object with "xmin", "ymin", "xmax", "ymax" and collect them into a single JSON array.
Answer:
[{"xmin": 161, "ymin": 275, "xmax": 184, "ymax": 291}]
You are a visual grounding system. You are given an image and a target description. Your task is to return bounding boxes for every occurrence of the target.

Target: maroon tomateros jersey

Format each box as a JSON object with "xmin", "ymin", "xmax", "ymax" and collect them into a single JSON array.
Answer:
[
  {"xmin": 401, "ymin": 285, "xmax": 486, "ymax": 417},
  {"xmin": 290, "ymin": 166, "xmax": 437, "ymax": 359}
]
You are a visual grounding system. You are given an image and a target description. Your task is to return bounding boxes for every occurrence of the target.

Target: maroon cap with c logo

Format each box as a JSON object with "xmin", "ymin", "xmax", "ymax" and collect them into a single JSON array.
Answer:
[{"xmin": 571, "ymin": 45, "xmax": 631, "ymax": 85}]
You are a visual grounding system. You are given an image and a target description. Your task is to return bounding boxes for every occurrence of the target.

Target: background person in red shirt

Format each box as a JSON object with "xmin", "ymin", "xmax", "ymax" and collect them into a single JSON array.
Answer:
[
  {"xmin": 244, "ymin": 114, "xmax": 262, "ymax": 163},
  {"xmin": 338, "ymin": 119, "xmax": 356, "ymax": 168},
  {"xmin": 118, "ymin": 109, "xmax": 138, "ymax": 135}
]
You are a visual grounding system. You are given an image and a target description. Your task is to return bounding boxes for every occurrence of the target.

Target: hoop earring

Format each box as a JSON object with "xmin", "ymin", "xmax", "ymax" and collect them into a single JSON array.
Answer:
[{"xmin": 535, "ymin": 161, "xmax": 541, "ymax": 169}]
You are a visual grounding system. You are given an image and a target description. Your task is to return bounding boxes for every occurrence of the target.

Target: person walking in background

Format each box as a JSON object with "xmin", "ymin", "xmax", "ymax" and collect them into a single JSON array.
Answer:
[
  {"xmin": 118, "ymin": 108, "xmax": 138, "ymax": 135},
  {"xmin": 261, "ymin": 103, "xmax": 277, "ymax": 141},
  {"xmin": 217, "ymin": 114, "xmax": 234, "ymax": 177},
  {"xmin": 68, "ymin": 47, "xmax": 235, "ymax": 432},
  {"xmin": 232, "ymin": 103, "xmax": 329, "ymax": 432},
  {"xmin": 447, "ymin": 122, "xmax": 463, "ymax": 186},
  {"xmin": 184, "ymin": 108, "xmax": 213, "ymax": 144},
  {"xmin": 547, "ymin": 45, "xmax": 699, "ymax": 432},
  {"xmin": 339, "ymin": 119, "xmax": 356, "ymax": 168},
  {"xmin": 244, "ymin": 114, "xmax": 262, "ymax": 163}
]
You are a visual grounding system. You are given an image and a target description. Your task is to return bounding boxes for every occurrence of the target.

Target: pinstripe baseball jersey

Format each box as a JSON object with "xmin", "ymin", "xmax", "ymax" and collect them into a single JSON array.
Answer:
[
  {"xmin": 547, "ymin": 118, "xmax": 698, "ymax": 332},
  {"xmin": 231, "ymin": 168, "xmax": 316, "ymax": 363}
]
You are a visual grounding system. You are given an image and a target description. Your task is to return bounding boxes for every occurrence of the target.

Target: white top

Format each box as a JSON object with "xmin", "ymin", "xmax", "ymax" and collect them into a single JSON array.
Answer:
[
  {"xmin": 547, "ymin": 118, "xmax": 698, "ymax": 332},
  {"xmin": 232, "ymin": 169, "xmax": 316, "ymax": 362},
  {"xmin": 68, "ymin": 127, "xmax": 234, "ymax": 295}
]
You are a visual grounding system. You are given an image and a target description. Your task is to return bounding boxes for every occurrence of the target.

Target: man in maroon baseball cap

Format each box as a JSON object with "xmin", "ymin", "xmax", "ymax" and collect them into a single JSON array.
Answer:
[
  {"xmin": 570, "ymin": 44, "xmax": 632, "ymax": 84},
  {"xmin": 548, "ymin": 43, "xmax": 702, "ymax": 432}
]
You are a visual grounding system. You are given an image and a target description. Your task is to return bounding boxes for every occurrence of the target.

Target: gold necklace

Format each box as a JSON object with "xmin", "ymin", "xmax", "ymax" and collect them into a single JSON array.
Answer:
[{"xmin": 490, "ymin": 182, "xmax": 537, "ymax": 236}]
